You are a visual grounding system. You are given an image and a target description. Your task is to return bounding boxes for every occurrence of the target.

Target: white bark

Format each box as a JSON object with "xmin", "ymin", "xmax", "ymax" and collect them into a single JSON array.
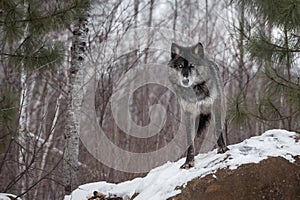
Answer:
[
  {"xmin": 18, "ymin": 67, "xmax": 42, "ymax": 199},
  {"xmin": 18, "ymin": 10, "xmax": 34, "ymax": 196},
  {"xmin": 63, "ymin": 15, "xmax": 89, "ymax": 194},
  {"xmin": 33, "ymin": 91, "xmax": 62, "ymax": 199},
  {"xmin": 18, "ymin": 68, "xmax": 28, "ymax": 199}
]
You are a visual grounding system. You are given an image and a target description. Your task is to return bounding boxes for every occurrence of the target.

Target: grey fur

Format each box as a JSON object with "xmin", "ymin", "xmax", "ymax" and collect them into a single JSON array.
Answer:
[{"xmin": 168, "ymin": 42, "xmax": 228, "ymax": 169}]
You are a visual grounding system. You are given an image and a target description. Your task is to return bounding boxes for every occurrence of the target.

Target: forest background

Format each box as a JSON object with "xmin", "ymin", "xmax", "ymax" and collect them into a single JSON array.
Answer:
[{"xmin": 0, "ymin": 0, "xmax": 299, "ymax": 199}]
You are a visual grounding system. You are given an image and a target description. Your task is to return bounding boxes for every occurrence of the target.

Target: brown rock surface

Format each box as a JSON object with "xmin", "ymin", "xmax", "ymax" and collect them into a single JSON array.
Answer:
[{"xmin": 169, "ymin": 157, "xmax": 300, "ymax": 200}]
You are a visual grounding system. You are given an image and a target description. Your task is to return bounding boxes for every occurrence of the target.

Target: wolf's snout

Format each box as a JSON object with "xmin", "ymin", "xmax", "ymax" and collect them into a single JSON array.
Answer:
[{"xmin": 182, "ymin": 78, "xmax": 189, "ymax": 85}]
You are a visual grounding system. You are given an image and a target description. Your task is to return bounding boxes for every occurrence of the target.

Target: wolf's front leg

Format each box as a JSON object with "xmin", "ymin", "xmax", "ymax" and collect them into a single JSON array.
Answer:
[
  {"xmin": 181, "ymin": 144, "xmax": 195, "ymax": 169},
  {"xmin": 180, "ymin": 112, "xmax": 196, "ymax": 169}
]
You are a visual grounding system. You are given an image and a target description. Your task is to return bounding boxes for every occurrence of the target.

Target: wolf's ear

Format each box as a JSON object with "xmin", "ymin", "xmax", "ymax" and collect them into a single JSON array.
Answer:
[
  {"xmin": 171, "ymin": 43, "xmax": 181, "ymax": 59},
  {"xmin": 193, "ymin": 42, "xmax": 204, "ymax": 57}
]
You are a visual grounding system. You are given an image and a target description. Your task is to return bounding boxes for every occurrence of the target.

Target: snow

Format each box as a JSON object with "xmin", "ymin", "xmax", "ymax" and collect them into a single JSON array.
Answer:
[
  {"xmin": 0, "ymin": 193, "xmax": 22, "ymax": 200},
  {"xmin": 65, "ymin": 129, "xmax": 300, "ymax": 200}
]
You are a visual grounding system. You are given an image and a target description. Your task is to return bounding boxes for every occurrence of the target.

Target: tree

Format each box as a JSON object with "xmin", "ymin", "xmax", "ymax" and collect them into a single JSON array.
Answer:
[
  {"xmin": 231, "ymin": 0, "xmax": 300, "ymax": 132},
  {"xmin": 63, "ymin": 0, "xmax": 90, "ymax": 194},
  {"xmin": 225, "ymin": 0, "xmax": 254, "ymax": 141},
  {"xmin": 0, "ymin": 0, "xmax": 91, "ymax": 199}
]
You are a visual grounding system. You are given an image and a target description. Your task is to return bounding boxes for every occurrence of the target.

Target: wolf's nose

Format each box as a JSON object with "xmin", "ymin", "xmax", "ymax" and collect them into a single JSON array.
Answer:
[{"xmin": 182, "ymin": 79, "xmax": 189, "ymax": 85}]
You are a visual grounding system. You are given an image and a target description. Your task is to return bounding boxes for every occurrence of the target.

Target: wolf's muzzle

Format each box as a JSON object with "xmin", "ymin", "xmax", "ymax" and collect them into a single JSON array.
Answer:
[{"xmin": 182, "ymin": 77, "xmax": 189, "ymax": 86}]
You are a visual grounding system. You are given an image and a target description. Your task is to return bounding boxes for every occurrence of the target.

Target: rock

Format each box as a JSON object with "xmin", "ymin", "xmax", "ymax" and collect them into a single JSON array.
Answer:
[{"xmin": 171, "ymin": 157, "xmax": 300, "ymax": 200}]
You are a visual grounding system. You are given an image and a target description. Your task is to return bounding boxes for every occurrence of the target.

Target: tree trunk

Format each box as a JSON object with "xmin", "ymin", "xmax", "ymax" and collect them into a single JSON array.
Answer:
[
  {"xmin": 18, "ymin": 5, "xmax": 32, "ymax": 198},
  {"xmin": 173, "ymin": 0, "xmax": 178, "ymax": 40},
  {"xmin": 63, "ymin": 15, "xmax": 89, "ymax": 194},
  {"xmin": 18, "ymin": 68, "xmax": 30, "ymax": 200}
]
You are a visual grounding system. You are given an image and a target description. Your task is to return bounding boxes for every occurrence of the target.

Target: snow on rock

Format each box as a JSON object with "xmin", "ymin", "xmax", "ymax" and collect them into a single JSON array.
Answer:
[
  {"xmin": 66, "ymin": 129, "xmax": 300, "ymax": 200},
  {"xmin": 0, "ymin": 193, "xmax": 22, "ymax": 200}
]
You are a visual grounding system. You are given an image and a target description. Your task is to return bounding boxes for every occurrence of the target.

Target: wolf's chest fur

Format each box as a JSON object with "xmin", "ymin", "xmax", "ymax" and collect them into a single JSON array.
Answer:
[
  {"xmin": 173, "ymin": 82, "xmax": 213, "ymax": 114},
  {"xmin": 167, "ymin": 42, "xmax": 217, "ymax": 114}
]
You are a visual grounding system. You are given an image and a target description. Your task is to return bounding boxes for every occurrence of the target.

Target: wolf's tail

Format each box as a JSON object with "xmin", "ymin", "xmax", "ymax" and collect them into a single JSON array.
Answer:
[{"xmin": 196, "ymin": 114, "xmax": 211, "ymax": 136}]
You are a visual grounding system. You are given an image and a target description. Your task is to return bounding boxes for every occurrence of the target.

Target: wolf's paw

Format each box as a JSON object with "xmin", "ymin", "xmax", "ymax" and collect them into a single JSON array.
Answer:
[
  {"xmin": 217, "ymin": 146, "xmax": 229, "ymax": 154},
  {"xmin": 180, "ymin": 160, "xmax": 195, "ymax": 169}
]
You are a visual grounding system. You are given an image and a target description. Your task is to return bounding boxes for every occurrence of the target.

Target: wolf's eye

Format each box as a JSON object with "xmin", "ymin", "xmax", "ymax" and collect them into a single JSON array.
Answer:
[
  {"xmin": 178, "ymin": 64, "xmax": 183, "ymax": 68},
  {"xmin": 190, "ymin": 63, "xmax": 195, "ymax": 68}
]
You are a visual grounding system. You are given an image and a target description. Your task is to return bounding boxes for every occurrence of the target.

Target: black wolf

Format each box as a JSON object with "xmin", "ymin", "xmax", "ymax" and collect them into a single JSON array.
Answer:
[{"xmin": 168, "ymin": 42, "xmax": 228, "ymax": 169}]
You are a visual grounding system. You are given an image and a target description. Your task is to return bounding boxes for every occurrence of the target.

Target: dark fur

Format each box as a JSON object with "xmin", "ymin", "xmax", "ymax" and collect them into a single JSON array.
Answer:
[
  {"xmin": 196, "ymin": 113, "xmax": 211, "ymax": 136},
  {"xmin": 168, "ymin": 42, "xmax": 229, "ymax": 169}
]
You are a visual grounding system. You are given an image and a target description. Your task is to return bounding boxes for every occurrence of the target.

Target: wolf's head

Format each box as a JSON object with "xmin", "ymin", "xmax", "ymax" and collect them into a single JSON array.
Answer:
[{"xmin": 168, "ymin": 42, "xmax": 205, "ymax": 87}]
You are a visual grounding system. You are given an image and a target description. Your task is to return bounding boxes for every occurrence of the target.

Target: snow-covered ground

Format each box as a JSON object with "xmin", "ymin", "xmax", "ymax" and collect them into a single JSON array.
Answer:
[
  {"xmin": 65, "ymin": 129, "xmax": 300, "ymax": 200},
  {"xmin": 0, "ymin": 193, "xmax": 22, "ymax": 200}
]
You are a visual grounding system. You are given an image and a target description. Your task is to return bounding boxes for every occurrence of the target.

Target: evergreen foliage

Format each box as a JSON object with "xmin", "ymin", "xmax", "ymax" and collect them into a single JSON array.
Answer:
[
  {"xmin": 0, "ymin": 85, "xmax": 17, "ymax": 132},
  {"xmin": 1, "ymin": 0, "xmax": 91, "ymax": 67},
  {"xmin": 231, "ymin": 0, "xmax": 300, "ymax": 131},
  {"xmin": 228, "ymin": 93, "xmax": 250, "ymax": 126},
  {"xmin": 0, "ymin": 0, "xmax": 90, "ymax": 131},
  {"xmin": 1, "ymin": 0, "xmax": 90, "ymax": 70},
  {"xmin": 237, "ymin": 0, "xmax": 300, "ymax": 31},
  {"xmin": 0, "ymin": 85, "xmax": 17, "ymax": 153}
]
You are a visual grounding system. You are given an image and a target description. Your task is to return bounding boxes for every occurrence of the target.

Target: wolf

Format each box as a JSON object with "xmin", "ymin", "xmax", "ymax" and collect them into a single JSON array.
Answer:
[{"xmin": 168, "ymin": 42, "xmax": 229, "ymax": 169}]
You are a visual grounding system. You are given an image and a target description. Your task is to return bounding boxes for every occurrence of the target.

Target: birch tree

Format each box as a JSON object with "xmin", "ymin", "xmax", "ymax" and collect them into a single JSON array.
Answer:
[
  {"xmin": 1, "ymin": 0, "xmax": 91, "ymax": 198},
  {"xmin": 2, "ymin": 1, "xmax": 65, "ymax": 198},
  {"xmin": 63, "ymin": 0, "xmax": 91, "ymax": 194}
]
